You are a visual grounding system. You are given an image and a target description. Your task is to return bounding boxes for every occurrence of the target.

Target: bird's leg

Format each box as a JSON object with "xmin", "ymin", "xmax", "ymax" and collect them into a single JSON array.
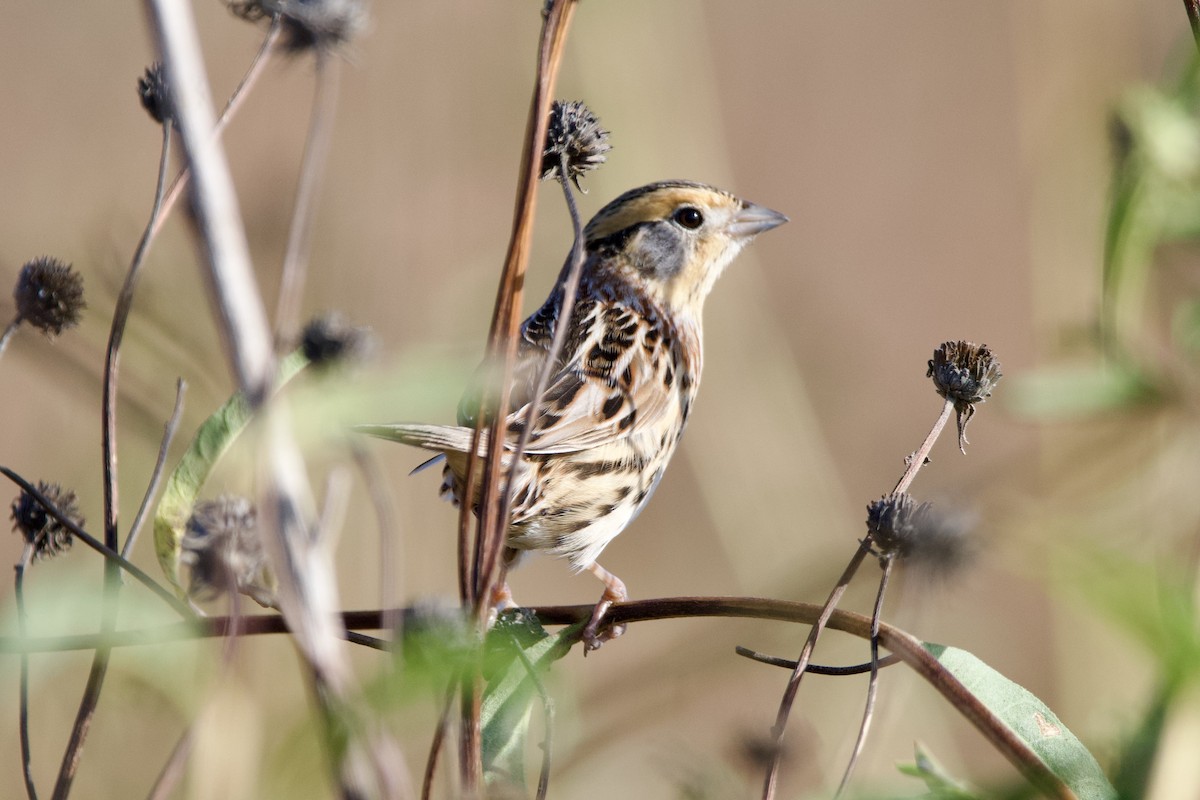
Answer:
[
  {"xmin": 486, "ymin": 580, "xmax": 516, "ymax": 628},
  {"xmin": 582, "ymin": 562, "xmax": 627, "ymax": 652}
]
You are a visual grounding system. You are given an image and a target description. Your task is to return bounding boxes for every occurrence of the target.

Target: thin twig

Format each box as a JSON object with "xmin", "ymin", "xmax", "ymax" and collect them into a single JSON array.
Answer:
[
  {"xmin": 148, "ymin": 560, "xmax": 245, "ymax": 800},
  {"xmin": 145, "ymin": 0, "xmax": 273, "ymax": 398},
  {"xmin": 481, "ymin": 155, "xmax": 588, "ymax": 607},
  {"xmin": 56, "ymin": 119, "xmax": 177, "ymax": 800},
  {"xmin": 733, "ymin": 646, "xmax": 900, "ymax": 676},
  {"xmin": 0, "ymin": 596, "xmax": 1077, "ymax": 798},
  {"xmin": 351, "ymin": 443, "xmax": 403, "ymax": 646},
  {"xmin": 146, "ymin": 5, "xmax": 372, "ymax": 792},
  {"xmin": 762, "ymin": 395, "xmax": 957, "ymax": 799},
  {"xmin": 1185, "ymin": 0, "xmax": 1200, "ymax": 50},
  {"xmin": 0, "ymin": 468, "xmax": 193, "ymax": 619},
  {"xmin": 15, "ymin": 542, "xmax": 39, "ymax": 800},
  {"xmin": 274, "ymin": 48, "xmax": 340, "ymax": 344},
  {"xmin": 0, "ymin": 317, "xmax": 21, "ymax": 359},
  {"xmin": 893, "ymin": 397, "xmax": 954, "ymax": 495},
  {"xmin": 145, "ymin": 728, "xmax": 193, "ymax": 800},
  {"xmin": 147, "ymin": 22, "xmax": 281, "ymax": 247},
  {"xmin": 123, "ymin": 378, "xmax": 187, "ymax": 560},
  {"xmin": 761, "ymin": 543, "xmax": 871, "ymax": 800},
  {"xmin": 423, "ymin": 683, "xmax": 458, "ymax": 800},
  {"xmin": 457, "ymin": 1, "xmax": 580, "ymax": 789},
  {"xmin": 835, "ymin": 556, "xmax": 895, "ymax": 797}
]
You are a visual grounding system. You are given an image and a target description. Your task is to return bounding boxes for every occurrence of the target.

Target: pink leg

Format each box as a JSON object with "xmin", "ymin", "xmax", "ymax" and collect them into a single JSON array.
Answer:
[
  {"xmin": 582, "ymin": 562, "xmax": 627, "ymax": 652},
  {"xmin": 486, "ymin": 581, "xmax": 515, "ymax": 627}
]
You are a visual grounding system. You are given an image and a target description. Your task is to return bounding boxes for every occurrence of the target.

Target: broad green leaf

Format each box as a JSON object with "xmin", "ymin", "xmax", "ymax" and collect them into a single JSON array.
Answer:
[
  {"xmin": 924, "ymin": 643, "xmax": 1116, "ymax": 800},
  {"xmin": 153, "ymin": 349, "xmax": 310, "ymax": 595},
  {"xmin": 481, "ymin": 613, "xmax": 577, "ymax": 792}
]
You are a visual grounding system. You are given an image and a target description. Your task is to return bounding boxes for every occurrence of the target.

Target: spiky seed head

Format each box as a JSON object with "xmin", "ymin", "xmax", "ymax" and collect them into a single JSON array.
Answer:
[
  {"xmin": 228, "ymin": 0, "xmax": 365, "ymax": 51},
  {"xmin": 181, "ymin": 495, "xmax": 274, "ymax": 606},
  {"xmin": 11, "ymin": 482, "xmax": 83, "ymax": 561},
  {"xmin": 866, "ymin": 492, "xmax": 974, "ymax": 576},
  {"xmin": 927, "ymin": 341, "xmax": 1002, "ymax": 452},
  {"xmin": 301, "ymin": 312, "xmax": 373, "ymax": 367},
  {"xmin": 137, "ymin": 62, "xmax": 174, "ymax": 125},
  {"xmin": 14, "ymin": 257, "xmax": 86, "ymax": 336},
  {"xmin": 541, "ymin": 100, "xmax": 611, "ymax": 190}
]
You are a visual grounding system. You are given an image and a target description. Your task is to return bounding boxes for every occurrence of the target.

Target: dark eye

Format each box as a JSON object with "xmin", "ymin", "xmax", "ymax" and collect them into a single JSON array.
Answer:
[{"xmin": 673, "ymin": 206, "xmax": 704, "ymax": 230}]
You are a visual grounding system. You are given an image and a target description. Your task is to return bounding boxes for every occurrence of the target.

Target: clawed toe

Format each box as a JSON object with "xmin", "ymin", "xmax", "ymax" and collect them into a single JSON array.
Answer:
[{"xmin": 581, "ymin": 563, "xmax": 628, "ymax": 653}]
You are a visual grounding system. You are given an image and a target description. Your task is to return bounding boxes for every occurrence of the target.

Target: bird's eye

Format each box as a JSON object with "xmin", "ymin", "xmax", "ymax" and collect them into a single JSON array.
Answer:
[{"xmin": 673, "ymin": 206, "xmax": 704, "ymax": 230}]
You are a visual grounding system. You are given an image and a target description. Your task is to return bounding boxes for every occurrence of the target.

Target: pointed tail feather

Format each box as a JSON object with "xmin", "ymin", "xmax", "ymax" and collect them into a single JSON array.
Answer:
[{"xmin": 355, "ymin": 422, "xmax": 489, "ymax": 455}]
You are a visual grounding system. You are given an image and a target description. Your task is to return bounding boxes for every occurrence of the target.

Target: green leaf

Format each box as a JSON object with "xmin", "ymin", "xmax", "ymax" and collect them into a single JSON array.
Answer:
[
  {"xmin": 923, "ymin": 643, "xmax": 1116, "ymax": 800},
  {"xmin": 481, "ymin": 613, "xmax": 577, "ymax": 792},
  {"xmin": 153, "ymin": 349, "xmax": 310, "ymax": 595},
  {"xmin": 897, "ymin": 742, "xmax": 982, "ymax": 799}
]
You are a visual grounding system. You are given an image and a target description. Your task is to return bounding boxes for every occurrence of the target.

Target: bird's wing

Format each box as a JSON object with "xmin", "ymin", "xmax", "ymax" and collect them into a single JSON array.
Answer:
[{"xmin": 507, "ymin": 302, "xmax": 681, "ymax": 455}]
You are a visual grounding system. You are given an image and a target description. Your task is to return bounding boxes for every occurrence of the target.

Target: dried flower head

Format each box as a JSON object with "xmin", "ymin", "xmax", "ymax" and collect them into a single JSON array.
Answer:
[
  {"xmin": 927, "ymin": 341, "xmax": 1002, "ymax": 452},
  {"xmin": 181, "ymin": 495, "xmax": 275, "ymax": 607},
  {"xmin": 866, "ymin": 492, "xmax": 974, "ymax": 576},
  {"xmin": 541, "ymin": 100, "xmax": 611, "ymax": 190},
  {"xmin": 13, "ymin": 257, "xmax": 86, "ymax": 337},
  {"xmin": 301, "ymin": 312, "xmax": 373, "ymax": 367},
  {"xmin": 137, "ymin": 62, "xmax": 174, "ymax": 125},
  {"xmin": 228, "ymin": 0, "xmax": 366, "ymax": 51},
  {"xmin": 11, "ymin": 482, "xmax": 83, "ymax": 561}
]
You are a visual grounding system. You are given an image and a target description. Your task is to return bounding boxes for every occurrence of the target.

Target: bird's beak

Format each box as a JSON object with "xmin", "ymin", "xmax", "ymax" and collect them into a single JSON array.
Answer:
[{"xmin": 729, "ymin": 202, "xmax": 789, "ymax": 239}]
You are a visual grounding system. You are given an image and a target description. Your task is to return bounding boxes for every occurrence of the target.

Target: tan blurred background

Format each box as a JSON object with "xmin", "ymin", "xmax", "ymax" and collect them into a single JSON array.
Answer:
[{"xmin": 0, "ymin": 2, "xmax": 1192, "ymax": 798}]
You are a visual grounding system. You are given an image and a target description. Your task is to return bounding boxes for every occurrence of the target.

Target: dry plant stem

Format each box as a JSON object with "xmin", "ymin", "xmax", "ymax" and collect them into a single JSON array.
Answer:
[
  {"xmin": 147, "ymin": 580, "xmax": 245, "ymax": 800},
  {"xmin": 0, "ymin": 468, "xmax": 193, "ymax": 619},
  {"xmin": 761, "ymin": 543, "xmax": 871, "ymax": 800},
  {"xmin": 894, "ymin": 397, "xmax": 954, "ymax": 495},
  {"xmin": 145, "ymin": 8, "xmax": 371, "ymax": 794},
  {"xmin": 144, "ymin": 0, "xmax": 273, "ymax": 398},
  {"xmin": 762, "ymin": 396, "xmax": 955, "ymax": 799},
  {"xmin": 274, "ymin": 48, "xmax": 339, "ymax": 344},
  {"xmin": 422, "ymin": 684, "xmax": 458, "ymax": 800},
  {"xmin": 734, "ymin": 646, "xmax": 901, "ymax": 676},
  {"xmin": 145, "ymin": 729, "xmax": 193, "ymax": 800},
  {"xmin": 835, "ymin": 557, "xmax": 895, "ymax": 798},
  {"xmin": 461, "ymin": 0, "xmax": 579, "ymax": 611},
  {"xmin": 0, "ymin": 598, "xmax": 1074, "ymax": 798},
  {"xmin": 456, "ymin": 1, "xmax": 579, "ymax": 791},
  {"xmin": 0, "ymin": 318, "xmax": 20, "ymax": 358},
  {"xmin": 351, "ymin": 444, "xmax": 403, "ymax": 645},
  {"xmin": 489, "ymin": 160, "xmax": 586, "ymax": 581},
  {"xmin": 1186, "ymin": 0, "xmax": 1200, "ymax": 48},
  {"xmin": 15, "ymin": 542, "xmax": 39, "ymax": 800},
  {"xmin": 147, "ymin": 22, "xmax": 281, "ymax": 246},
  {"xmin": 52, "ymin": 121, "xmax": 177, "ymax": 800},
  {"xmin": 122, "ymin": 379, "xmax": 187, "ymax": 560}
]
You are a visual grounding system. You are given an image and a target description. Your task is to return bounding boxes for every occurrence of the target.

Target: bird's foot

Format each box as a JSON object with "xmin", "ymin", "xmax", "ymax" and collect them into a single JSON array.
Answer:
[
  {"xmin": 486, "ymin": 581, "xmax": 515, "ymax": 628},
  {"xmin": 582, "ymin": 563, "xmax": 627, "ymax": 653}
]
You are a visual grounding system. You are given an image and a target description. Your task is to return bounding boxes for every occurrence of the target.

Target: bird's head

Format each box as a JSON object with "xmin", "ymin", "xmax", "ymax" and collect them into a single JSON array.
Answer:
[{"xmin": 582, "ymin": 180, "xmax": 787, "ymax": 316}]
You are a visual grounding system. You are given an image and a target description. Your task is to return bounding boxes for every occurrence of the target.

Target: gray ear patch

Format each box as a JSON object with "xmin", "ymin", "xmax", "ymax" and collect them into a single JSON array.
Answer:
[{"xmin": 633, "ymin": 223, "xmax": 686, "ymax": 278}]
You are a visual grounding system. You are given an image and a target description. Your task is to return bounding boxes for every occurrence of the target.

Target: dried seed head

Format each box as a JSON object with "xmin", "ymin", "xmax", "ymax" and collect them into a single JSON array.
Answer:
[
  {"xmin": 137, "ymin": 62, "xmax": 174, "ymax": 125},
  {"xmin": 181, "ymin": 495, "xmax": 275, "ymax": 607},
  {"xmin": 866, "ymin": 492, "xmax": 974, "ymax": 576},
  {"xmin": 301, "ymin": 312, "xmax": 373, "ymax": 367},
  {"xmin": 11, "ymin": 482, "xmax": 83, "ymax": 561},
  {"xmin": 927, "ymin": 341, "xmax": 1002, "ymax": 452},
  {"xmin": 228, "ymin": 0, "xmax": 366, "ymax": 52},
  {"xmin": 541, "ymin": 100, "xmax": 611, "ymax": 190},
  {"xmin": 13, "ymin": 257, "xmax": 86, "ymax": 337}
]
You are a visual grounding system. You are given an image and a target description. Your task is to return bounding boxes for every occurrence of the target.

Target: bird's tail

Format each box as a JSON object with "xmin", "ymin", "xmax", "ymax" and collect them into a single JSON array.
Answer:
[{"xmin": 355, "ymin": 422, "xmax": 489, "ymax": 455}]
